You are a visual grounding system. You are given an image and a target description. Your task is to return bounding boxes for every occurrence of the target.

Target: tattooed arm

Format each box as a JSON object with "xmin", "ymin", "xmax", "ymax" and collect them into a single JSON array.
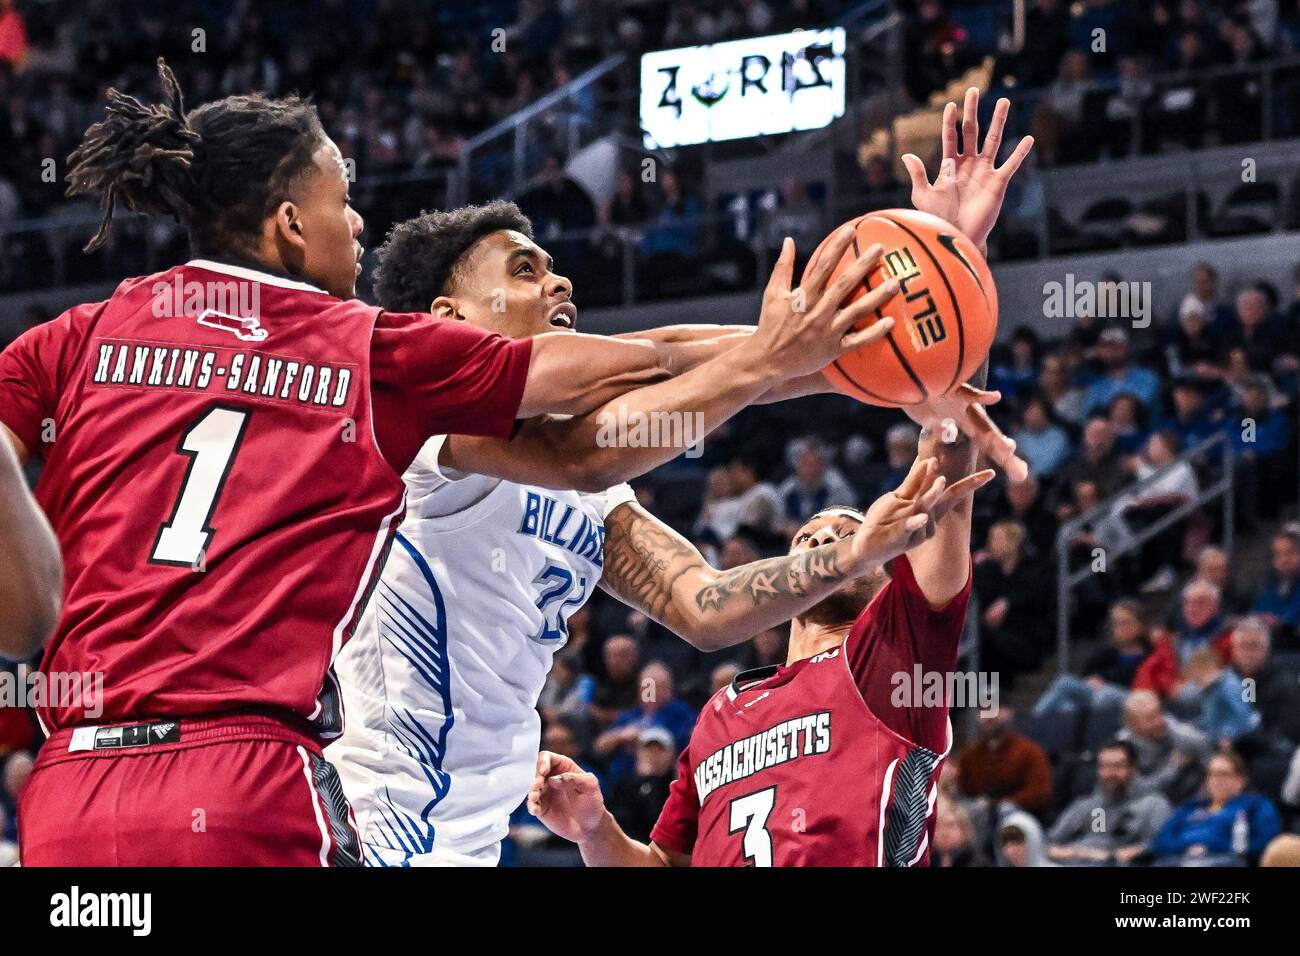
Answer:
[{"xmin": 597, "ymin": 459, "xmax": 990, "ymax": 650}]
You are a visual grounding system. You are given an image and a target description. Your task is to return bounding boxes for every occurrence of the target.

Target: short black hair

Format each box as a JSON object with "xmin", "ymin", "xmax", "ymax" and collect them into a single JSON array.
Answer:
[
  {"xmin": 66, "ymin": 58, "xmax": 326, "ymax": 257},
  {"xmin": 1099, "ymin": 739, "xmax": 1138, "ymax": 766},
  {"xmin": 372, "ymin": 201, "xmax": 534, "ymax": 313}
]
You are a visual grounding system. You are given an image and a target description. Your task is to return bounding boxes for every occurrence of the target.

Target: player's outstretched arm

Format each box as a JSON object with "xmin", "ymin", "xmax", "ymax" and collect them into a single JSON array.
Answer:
[
  {"xmin": 443, "ymin": 231, "xmax": 901, "ymax": 490},
  {"xmin": 0, "ymin": 425, "xmax": 62, "ymax": 659},
  {"xmin": 528, "ymin": 751, "xmax": 686, "ymax": 867},
  {"xmin": 897, "ymin": 364, "xmax": 997, "ymax": 608},
  {"xmin": 598, "ymin": 457, "xmax": 991, "ymax": 651}
]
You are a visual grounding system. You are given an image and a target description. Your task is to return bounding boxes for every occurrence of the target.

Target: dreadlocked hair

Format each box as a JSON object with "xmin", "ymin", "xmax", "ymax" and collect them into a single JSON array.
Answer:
[{"xmin": 66, "ymin": 58, "xmax": 327, "ymax": 257}]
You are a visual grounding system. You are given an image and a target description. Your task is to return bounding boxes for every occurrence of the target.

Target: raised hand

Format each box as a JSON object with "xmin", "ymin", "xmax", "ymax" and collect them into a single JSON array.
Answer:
[
  {"xmin": 901, "ymin": 87, "xmax": 1034, "ymax": 252},
  {"xmin": 849, "ymin": 456, "xmax": 995, "ymax": 568},
  {"xmin": 904, "ymin": 383, "xmax": 1029, "ymax": 482},
  {"xmin": 740, "ymin": 226, "xmax": 900, "ymax": 380}
]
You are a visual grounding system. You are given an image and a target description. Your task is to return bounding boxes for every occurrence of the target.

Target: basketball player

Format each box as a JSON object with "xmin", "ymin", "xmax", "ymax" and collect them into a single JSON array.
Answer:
[
  {"xmin": 331, "ymin": 88, "xmax": 1029, "ymax": 866},
  {"xmin": 527, "ymin": 415, "xmax": 982, "ymax": 865},
  {"xmin": 0, "ymin": 62, "xmax": 892, "ymax": 866}
]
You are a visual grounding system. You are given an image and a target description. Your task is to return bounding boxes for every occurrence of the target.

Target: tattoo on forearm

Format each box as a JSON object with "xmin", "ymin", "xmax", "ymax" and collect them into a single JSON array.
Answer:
[
  {"xmin": 694, "ymin": 546, "xmax": 843, "ymax": 613},
  {"xmin": 601, "ymin": 508, "xmax": 702, "ymax": 619},
  {"xmin": 601, "ymin": 507, "xmax": 848, "ymax": 624}
]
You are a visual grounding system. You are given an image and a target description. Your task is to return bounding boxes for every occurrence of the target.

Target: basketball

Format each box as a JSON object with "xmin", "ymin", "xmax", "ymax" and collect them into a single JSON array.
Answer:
[{"xmin": 806, "ymin": 208, "xmax": 998, "ymax": 407}]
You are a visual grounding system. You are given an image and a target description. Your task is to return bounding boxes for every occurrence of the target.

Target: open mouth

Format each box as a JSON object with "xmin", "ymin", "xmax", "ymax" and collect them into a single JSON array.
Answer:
[{"xmin": 548, "ymin": 302, "xmax": 578, "ymax": 330}]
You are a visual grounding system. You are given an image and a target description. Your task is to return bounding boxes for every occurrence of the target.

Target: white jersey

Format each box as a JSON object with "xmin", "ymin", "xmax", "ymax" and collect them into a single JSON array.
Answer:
[{"xmin": 330, "ymin": 434, "xmax": 634, "ymax": 866}]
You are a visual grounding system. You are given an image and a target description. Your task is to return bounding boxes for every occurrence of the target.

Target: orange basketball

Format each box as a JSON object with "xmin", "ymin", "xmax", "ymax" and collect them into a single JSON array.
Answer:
[{"xmin": 806, "ymin": 208, "xmax": 998, "ymax": 407}]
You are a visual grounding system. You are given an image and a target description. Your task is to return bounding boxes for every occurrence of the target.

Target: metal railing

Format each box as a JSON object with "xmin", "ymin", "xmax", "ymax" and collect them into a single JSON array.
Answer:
[
  {"xmin": 449, "ymin": 54, "xmax": 628, "ymax": 207},
  {"xmin": 1054, "ymin": 431, "xmax": 1236, "ymax": 673}
]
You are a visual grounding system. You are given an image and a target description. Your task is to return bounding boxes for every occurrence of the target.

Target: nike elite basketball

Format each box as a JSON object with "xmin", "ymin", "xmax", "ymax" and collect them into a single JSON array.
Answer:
[{"xmin": 807, "ymin": 208, "xmax": 998, "ymax": 407}]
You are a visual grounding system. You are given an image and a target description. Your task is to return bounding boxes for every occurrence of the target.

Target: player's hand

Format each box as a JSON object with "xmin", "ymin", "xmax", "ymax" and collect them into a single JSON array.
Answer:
[
  {"xmin": 527, "ymin": 751, "xmax": 607, "ymax": 844},
  {"xmin": 901, "ymin": 88, "xmax": 1034, "ymax": 253},
  {"xmin": 848, "ymin": 456, "xmax": 994, "ymax": 569},
  {"xmin": 740, "ymin": 228, "xmax": 900, "ymax": 380},
  {"xmin": 903, "ymin": 383, "xmax": 1029, "ymax": 482}
]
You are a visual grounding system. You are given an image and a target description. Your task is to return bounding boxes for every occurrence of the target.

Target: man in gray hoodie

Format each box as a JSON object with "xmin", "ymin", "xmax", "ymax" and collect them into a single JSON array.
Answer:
[{"xmin": 1047, "ymin": 740, "xmax": 1172, "ymax": 864}]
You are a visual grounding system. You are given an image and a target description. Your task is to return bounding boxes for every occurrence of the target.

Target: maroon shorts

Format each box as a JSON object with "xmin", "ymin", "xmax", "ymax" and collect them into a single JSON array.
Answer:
[{"xmin": 18, "ymin": 712, "xmax": 360, "ymax": 867}]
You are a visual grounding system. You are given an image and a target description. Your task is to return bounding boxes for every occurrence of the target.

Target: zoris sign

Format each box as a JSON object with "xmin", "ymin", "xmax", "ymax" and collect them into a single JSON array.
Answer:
[{"xmin": 640, "ymin": 28, "xmax": 847, "ymax": 149}]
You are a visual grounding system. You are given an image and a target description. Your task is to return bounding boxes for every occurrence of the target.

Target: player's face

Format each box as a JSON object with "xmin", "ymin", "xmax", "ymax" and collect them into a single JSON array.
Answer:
[
  {"xmin": 284, "ymin": 140, "xmax": 364, "ymax": 300},
  {"xmin": 790, "ymin": 511, "xmax": 886, "ymax": 626},
  {"xmin": 448, "ymin": 230, "xmax": 576, "ymax": 339}
]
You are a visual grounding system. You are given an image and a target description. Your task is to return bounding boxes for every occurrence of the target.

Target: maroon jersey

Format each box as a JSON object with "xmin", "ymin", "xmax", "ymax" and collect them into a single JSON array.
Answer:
[
  {"xmin": 0, "ymin": 260, "xmax": 531, "ymax": 736},
  {"xmin": 651, "ymin": 555, "xmax": 970, "ymax": 866}
]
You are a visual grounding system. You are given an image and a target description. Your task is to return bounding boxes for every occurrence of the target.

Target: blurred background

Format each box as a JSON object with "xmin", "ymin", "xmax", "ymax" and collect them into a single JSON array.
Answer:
[{"xmin": 2, "ymin": 0, "xmax": 1300, "ymax": 868}]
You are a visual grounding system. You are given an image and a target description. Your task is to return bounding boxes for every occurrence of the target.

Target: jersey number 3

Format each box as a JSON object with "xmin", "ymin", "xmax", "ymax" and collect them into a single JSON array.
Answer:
[
  {"xmin": 151, "ymin": 406, "xmax": 251, "ymax": 568},
  {"xmin": 728, "ymin": 787, "xmax": 776, "ymax": 867}
]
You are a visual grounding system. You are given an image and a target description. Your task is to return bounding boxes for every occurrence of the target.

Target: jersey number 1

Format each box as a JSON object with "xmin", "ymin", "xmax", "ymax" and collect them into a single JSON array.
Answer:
[{"xmin": 151, "ymin": 406, "xmax": 251, "ymax": 568}]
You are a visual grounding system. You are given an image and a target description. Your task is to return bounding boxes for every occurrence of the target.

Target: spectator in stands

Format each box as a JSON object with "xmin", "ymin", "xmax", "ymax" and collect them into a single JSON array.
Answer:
[
  {"xmin": 735, "ymin": 626, "xmax": 787, "ymax": 671},
  {"xmin": 593, "ymin": 661, "xmax": 696, "ymax": 780},
  {"xmin": 588, "ymin": 634, "xmax": 641, "ymax": 726},
  {"xmin": 1037, "ymin": 351, "xmax": 1087, "ymax": 425},
  {"xmin": 1118, "ymin": 690, "xmax": 1211, "ymax": 802},
  {"xmin": 995, "ymin": 810, "xmax": 1056, "ymax": 867},
  {"xmin": 933, "ymin": 796, "xmax": 989, "ymax": 867},
  {"xmin": 1033, "ymin": 50, "xmax": 1093, "ymax": 166},
  {"xmin": 1151, "ymin": 29, "xmax": 1210, "ymax": 151},
  {"xmin": 710, "ymin": 661, "xmax": 741, "ymax": 695},
  {"xmin": 604, "ymin": 726, "xmax": 677, "ymax": 842},
  {"xmin": 1167, "ymin": 378, "xmax": 1222, "ymax": 451},
  {"xmin": 1193, "ymin": 545, "xmax": 1248, "ymax": 615},
  {"xmin": 974, "ymin": 520, "xmax": 1051, "ymax": 687},
  {"xmin": 696, "ymin": 457, "xmax": 782, "ymax": 541},
  {"xmin": 859, "ymin": 423, "xmax": 920, "ymax": 502},
  {"xmin": 1107, "ymin": 393, "xmax": 1150, "ymax": 456},
  {"xmin": 1083, "ymin": 328, "xmax": 1162, "ymax": 416},
  {"xmin": 1214, "ymin": 20, "xmax": 1268, "ymax": 145},
  {"xmin": 1034, "ymin": 599, "xmax": 1152, "ymax": 720},
  {"xmin": 602, "ymin": 170, "xmax": 651, "ymax": 228},
  {"xmin": 1187, "ymin": 263, "xmax": 1237, "ymax": 334},
  {"xmin": 1101, "ymin": 55, "xmax": 1155, "ymax": 158},
  {"xmin": 1056, "ymin": 418, "xmax": 1128, "ymax": 504},
  {"xmin": 640, "ymin": 170, "xmax": 701, "ymax": 278},
  {"xmin": 1225, "ymin": 283, "xmax": 1288, "ymax": 374},
  {"xmin": 1180, "ymin": 646, "xmax": 1259, "ymax": 744},
  {"xmin": 990, "ymin": 472, "xmax": 1057, "ymax": 560},
  {"xmin": 1011, "ymin": 394, "xmax": 1071, "ymax": 478},
  {"xmin": 539, "ymin": 647, "xmax": 595, "ymax": 726},
  {"xmin": 1165, "ymin": 294, "xmax": 1224, "ymax": 379},
  {"xmin": 990, "ymin": 327, "xmax": 1043, "ymax": 401},
  {"xmin": 901, "ymin": 0, "xmax": 971, "ymax": 104},
  {"xmin": 777, "ymin": 437, "xmax": 856, "ymax": 532},
  {"xmin": 761, "ymin": 178, "xmax": 826, "ymax": 271},
  {"xmin": 1252, "ymin": 529, "xmax": 1300, "ymax": 648},
  {"xmin": 1117, "ymin": 429, "xmax": 1199, "ymax": 590},
  {"xmin": 1047, "ymin": 740, "xmax": 1172, "ymax": 865},
  {"xmin": 956, "ymin": 707, "xmax": 1053, "ymax": 817},
  {"xmin": 1134, "ymin": 580, "xmax": 1233, "ymax": 702},
  {"xmin": 1228, "ymin": 617, "xmax": 1300, "ymax": 775},
  {"xmin": 1151, "ymin": 751, "xmax": 1281, "ymax": 865}
]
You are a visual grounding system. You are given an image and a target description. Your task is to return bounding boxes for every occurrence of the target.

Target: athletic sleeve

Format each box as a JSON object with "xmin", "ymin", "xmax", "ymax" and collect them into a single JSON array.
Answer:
[
  {"xmin": 844, "ymin": 554, "xmax": 972, "ymax": 753},
  {"xmin": 369, "ymin": 310, "xmax": 533, "ymax": 474},
  {"xmin": 0, "ymin": 305, "xmax": 95, "ymax": 457},
  {"xmin": 649, "ymin": 744, "xmax": 699, "ymax": 857}
]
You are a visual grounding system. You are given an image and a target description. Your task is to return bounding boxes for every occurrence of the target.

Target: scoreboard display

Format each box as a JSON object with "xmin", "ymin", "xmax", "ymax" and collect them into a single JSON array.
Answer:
[{"xmin": 639, "ymin": 27, "xmax": 847, "ymax": 149}]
